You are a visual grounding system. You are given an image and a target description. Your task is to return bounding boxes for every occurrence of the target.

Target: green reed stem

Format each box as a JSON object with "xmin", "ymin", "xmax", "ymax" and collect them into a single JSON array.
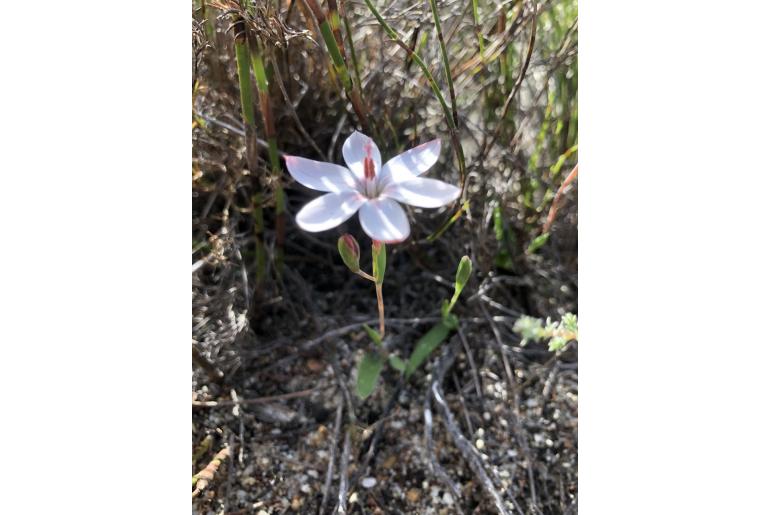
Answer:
[
  {"xmin": 471, "ymin": 0, "xmax": 484, "ymax": 55},
  {"xmin": 362, "ymin": 0, "xmax": 451, "ymax": 128},
  {"xmin": 249, "ymin": 42, "xmax": 280, "ymax": 175},
  {"xmin": 304, "ymin": 0, "xmax": 371, "ymax": 132},
  {"xmin": 235, "ymin": 38, "xmax": 256, "ymax": 128},
  {"xmin": 362, "ymin": 0, "xmax": 466, "ymax": 189},
  {"xmin": 327, "ymin": 0, "xmax": 347, "ymax": 63},
  {"xmin": 341, "ymin": 7, "xmax": 363, "ymax": 93},
  {"xmin": 320, "ymin": 20, "xmax": 352, "ymax": 90},
  {"xmin": 248, "ymin": 40, "xmax": 285, "ymax": 273},
  {"xmin": 427, "ymin": 0, "xmax": 458, "ymax": 126}
]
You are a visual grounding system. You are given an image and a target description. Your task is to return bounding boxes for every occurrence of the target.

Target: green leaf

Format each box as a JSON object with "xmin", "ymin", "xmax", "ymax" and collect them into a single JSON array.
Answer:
[
  {"xmin": 493, "ymin": 205, "xmax": 504, "ymax": 242},
  {"xmin": 454, "ymin": 255, "xmax": 472, "ymax": 293},
  {"xmin": 362, "ymin": 324, "xmax": 382, "ymax": 346},
  {"xmin": 442, "ymin": 312, "xmax": 459, "ymax": 330},
  {"xmin": 372, "ymin": 242, "xmax": 387, "ymax": 284},
  {"xmin": 449, "ymin": 256, "xmax": 472, "ymax": 311},
  {"xmin": 388, "ymin": 354, "xmax": 406, "ymax": 372},
  {"xmin": 561, "ymin": 313, "xmax": 578, "ymax": 334},
  {"xmin": 527, "ymin": 233, "xmax": 550, "ymax": 254},
  {"xmin": 548, "ymin": 336, "xmax": 568, "ymax": 352},
  {"xmin": 356, "ymin": 352, "xmax": 385, "ymax": 399},
  {"xmin": 406, "ymin": 322, "xmax": 452, "ymax": 377},
  {"xmin": 440, "ymin": 299, "xmax": 451, "ymax": 320},
  {"xmin": 513, "ymin": 316, "xmax": 545, "ymax": 345}
]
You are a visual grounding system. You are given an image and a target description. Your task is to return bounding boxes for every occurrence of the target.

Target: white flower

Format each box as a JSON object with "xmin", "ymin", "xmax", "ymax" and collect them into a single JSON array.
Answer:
[{"xmin": 284, "ymin": 131, "xmax": 460, "ymax": 243}]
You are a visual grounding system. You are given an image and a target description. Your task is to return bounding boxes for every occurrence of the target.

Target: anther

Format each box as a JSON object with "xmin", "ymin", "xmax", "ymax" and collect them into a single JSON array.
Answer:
[{"xmin": 364, "ymin": 156, "xmax": 376, "ymax": 181}]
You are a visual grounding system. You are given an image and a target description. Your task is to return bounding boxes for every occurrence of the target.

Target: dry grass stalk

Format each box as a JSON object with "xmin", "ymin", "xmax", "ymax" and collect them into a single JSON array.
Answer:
[{"xmin": 192, "ymin": 445, "xmax": 231, "ymax": 497}]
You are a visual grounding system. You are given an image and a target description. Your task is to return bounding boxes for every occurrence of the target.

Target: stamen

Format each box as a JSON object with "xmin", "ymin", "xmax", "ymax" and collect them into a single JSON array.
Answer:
[{"xmin": 364, "ymin": 156, "xmax": 376, "ymax": 181}]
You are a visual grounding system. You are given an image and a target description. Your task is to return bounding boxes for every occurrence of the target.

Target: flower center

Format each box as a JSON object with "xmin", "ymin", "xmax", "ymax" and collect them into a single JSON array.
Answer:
[
  {"xmin": 363, "ymin": 156, "xmax": 378, "ymax": 197},
  {"xmin": 363, "ymin": 156, "xmax": 375, "ymax": 181}
]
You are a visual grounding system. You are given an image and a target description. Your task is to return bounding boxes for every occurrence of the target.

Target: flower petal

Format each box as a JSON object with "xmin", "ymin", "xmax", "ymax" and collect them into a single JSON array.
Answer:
[
  {"xmin": 378, "ymin": 139, "xmax": 441, "ymax": 187},
  {"xmin": 382, "ymin": 177, "xmax": 460, "ymax": 208},
  {"xmin": 295, "ymin": 191, "xmax": 365, "ymax": 232},
  {"xmin": 358, "ymin": 198, "xmax": 411, "ymax": 243},
  {"xmin": 342, "ymin": 131, "xmax": 382, "ymax": 183},
  {"xmin": 285, "ymin": 155, "xmax": 359, "ymax": 193}
]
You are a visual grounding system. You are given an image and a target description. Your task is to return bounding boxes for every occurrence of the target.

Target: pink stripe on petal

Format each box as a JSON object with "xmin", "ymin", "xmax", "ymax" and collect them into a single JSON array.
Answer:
[{"xmin": 343, "ymin": 131, "xmax": 382, "ymax": 183}]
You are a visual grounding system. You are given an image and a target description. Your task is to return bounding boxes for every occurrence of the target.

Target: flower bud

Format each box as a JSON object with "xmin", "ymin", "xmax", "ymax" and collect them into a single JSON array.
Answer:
[
  {"xmin": 338, "ymin": 234, "xmax": 361, "ymax": 273},
  {"xmin": 455, "ymin": 255, "xmax": 472, "ymax": 291}
]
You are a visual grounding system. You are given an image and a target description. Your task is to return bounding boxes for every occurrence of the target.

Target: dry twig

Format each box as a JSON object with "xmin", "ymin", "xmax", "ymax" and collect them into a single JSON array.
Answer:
[
  {"xmin": 192, "ymin": 445, "xmax": 231, "ymax": 498},
  {"xmin": 431, "ymin": 342, "xmax": 511, "ymax": 515}
]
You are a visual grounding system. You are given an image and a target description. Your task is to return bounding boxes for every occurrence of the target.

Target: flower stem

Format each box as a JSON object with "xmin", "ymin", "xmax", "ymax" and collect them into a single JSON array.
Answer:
[
  {"xmin": 356, "ymin": 270, "xmax": 376, "ymax": 282},
  {"xmin": 375, "ymin": 283, "xmax": 385, "ymax": 337},
  {"xmin": 371, "ymin": 241, "xmax": 387, "ymax": 338}
]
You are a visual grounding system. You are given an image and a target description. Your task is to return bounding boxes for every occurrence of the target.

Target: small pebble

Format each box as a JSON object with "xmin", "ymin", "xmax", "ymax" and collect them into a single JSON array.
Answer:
[
  {"xmin": 475, "ymin": 438, "xmax": 485, "ymax": 450},
  {"xmin": 361, "ymin": 477, "xmax": 377, "ymax": 489},
  {"xmin": 406, "ymin": 488, "xmax": 421, "ymax": 503}
]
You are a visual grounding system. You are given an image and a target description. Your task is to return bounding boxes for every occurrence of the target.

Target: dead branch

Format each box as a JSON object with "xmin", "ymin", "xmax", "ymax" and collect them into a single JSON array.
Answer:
[
  {"xmin": 423, "ymin": 388, "xmax": 463, "ymax": 510},
  {"xmin": 431, "ymin": 342, "xmax": 511, "ymax": 515},
  {"xmin": 320, "ymin": 402, "xmax": 344, "ymax": 515},
  {"xmin": 334, "ymin": 429, "xmax": 352, "ymax": 514},
  {"xmin": 192, "ymin": 387, "xmax": 317, "ymax": 408}
]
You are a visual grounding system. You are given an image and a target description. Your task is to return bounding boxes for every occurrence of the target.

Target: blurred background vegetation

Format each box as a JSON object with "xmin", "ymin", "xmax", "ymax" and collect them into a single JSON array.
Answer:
[{"xmin": 193, "ymin": 0, "xmax": 577, "ymax": 512}]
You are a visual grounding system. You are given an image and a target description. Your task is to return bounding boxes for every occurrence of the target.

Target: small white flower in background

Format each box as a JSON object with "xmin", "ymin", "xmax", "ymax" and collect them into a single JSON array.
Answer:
[{"xmin": 284, "ymin": 131, "xmax": 460, "ymax": 243}]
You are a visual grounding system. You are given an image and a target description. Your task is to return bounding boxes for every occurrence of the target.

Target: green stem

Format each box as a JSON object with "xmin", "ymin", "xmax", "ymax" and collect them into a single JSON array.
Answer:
[
  {"xmin": 247, "ymin": 39, "xmax": 285, "ymax": 273},
  {"xmin": 341, "ymin": 4, "xmax": 363, "ymax": 93},
  {"xmin": 427, "ymin": 0, "xmax": 458, "ymax": 126},
  {"xmin": 375, "ymin": 283, "xmax": 385, "ymax": 337},
  {"xmin": 361, "ymin": 0, "xmax": 452, "ymax": 129},
  {"xmin": 234, "ymin": 37, "xmax": 255, "ymax": 127},
  {"xmin": 306, "ymin": 0, "xmax": 371, "ymax": 133},
  {"xmin": 362, "ymin": 0, "xmax": 466, "ymax": 190},
  {"xmin": 471, "ymin": 0, "xmax": 484, "ymax": 55}
]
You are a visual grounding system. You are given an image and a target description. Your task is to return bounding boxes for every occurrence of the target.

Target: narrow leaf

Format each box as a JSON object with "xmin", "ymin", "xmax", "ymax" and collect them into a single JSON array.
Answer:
[
  {"xmin": 527, "ymin": 232, "xmax": 550, "ymax": 254},
  {"xmin": 362, "ymin": 323, "xmax": 382, "ymax": 346},
  {"xmin": 388, "ymin": 354, "xmax": 406, "ymax": 372},
  {"xmin": 356, "ymin": 352, "xmax": 385, "ymax": 399},
  {"xmin": 406, "ymin": 322, "xmax": 451, "ymax": 377}
]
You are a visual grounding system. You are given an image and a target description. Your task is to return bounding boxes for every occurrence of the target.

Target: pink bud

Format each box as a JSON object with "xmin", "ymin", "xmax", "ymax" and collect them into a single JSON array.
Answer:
[{"xmin": 338, "ymin": 234, "xmax": 361, "ymax": 273}]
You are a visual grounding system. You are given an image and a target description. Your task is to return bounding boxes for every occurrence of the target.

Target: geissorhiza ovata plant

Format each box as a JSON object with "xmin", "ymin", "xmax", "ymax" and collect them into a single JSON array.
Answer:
[
  {"xmin": 284, "ymin": 131, "xmax": 461, "ymax": 334},
  {"xmin": 284, "ymin": 131, "xmax": 460, "ymax": 242}
]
